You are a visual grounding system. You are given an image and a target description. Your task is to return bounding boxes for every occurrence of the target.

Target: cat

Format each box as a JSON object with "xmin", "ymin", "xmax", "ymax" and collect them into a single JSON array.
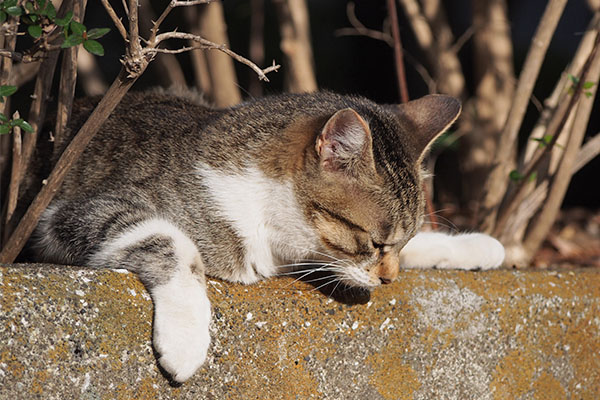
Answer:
[{"xmin": 25, "ymin": 90, "xmax": 504, "ymax": 382}]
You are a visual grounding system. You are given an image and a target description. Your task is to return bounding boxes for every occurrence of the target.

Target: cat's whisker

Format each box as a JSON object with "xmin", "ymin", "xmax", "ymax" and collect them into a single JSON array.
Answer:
[
  {"xmin": 426, "ymin": 215, "xmax": 460, "ymax": 232},
  {"xmin": 282, "ymin": 260, "xmax": 346, "ymax": 287},
  {"xmin": 302, "ymin": 274, "xmax": 342, "ymax": 284},
  {"xmin": 424, "ymin": 207, "xmax": 451, "ymax": 216},
  {"xmin": 274, "ymin": 262, "xmax": 323, "ymax": 274},
  {"xmin": 284, "ymin": 244, "xmax": 354, "ymax": 267},
  {"xmin": 328, "ymin": 277, "xmax": 344, "ymax": 296},
  {"xmin": 309, "ymin": 276, "xmax": 341, "ymax": 293},
  {"xmin": 422, "ymin": 220, "xmax": 459, "ymax": 233}
]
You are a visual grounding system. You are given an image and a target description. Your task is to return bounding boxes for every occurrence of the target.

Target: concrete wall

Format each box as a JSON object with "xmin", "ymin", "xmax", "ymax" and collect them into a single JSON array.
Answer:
[{"xmin": 1, "ymin": 264, "xmax": 599, "ymax": 399}]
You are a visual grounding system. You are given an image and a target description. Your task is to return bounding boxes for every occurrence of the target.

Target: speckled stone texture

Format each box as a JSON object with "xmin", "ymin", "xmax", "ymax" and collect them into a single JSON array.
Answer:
[{"xmin": 1, "ymin": 264, "xmax": 599, "ymax": 399}]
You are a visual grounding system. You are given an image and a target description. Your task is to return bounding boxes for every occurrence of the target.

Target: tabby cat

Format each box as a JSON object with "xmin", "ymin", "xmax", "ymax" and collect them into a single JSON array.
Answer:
[{"xmin": 27, "ymin": 90, "xmax": 504, "ymax": 382}]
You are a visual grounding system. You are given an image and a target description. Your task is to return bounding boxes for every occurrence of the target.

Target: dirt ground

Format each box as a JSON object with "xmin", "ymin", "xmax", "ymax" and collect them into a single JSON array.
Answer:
[{"xmin": 532, "ymin": 208, "xmax": 600, "ymax": 269}]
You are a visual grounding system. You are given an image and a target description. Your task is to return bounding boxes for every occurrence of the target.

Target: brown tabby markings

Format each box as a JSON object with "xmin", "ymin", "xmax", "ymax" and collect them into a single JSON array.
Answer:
[{"xmin": 20, "ymin": 90, "xmax": 462, "ymax": 382}]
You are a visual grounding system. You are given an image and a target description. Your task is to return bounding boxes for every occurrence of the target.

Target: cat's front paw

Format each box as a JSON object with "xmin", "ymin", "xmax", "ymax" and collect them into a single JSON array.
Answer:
[
  {"xmin": 152, "ymin": 286, "xmax": 212, "ymax": 382},
  {"xmin": 399, "ymin": 232, "xmax": 505, "ymax": 270}
]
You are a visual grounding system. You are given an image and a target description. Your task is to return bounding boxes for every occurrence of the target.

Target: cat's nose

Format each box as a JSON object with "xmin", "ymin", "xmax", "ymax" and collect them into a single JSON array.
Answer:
[{"xmin": 372, "ymin": 252, "xmax": 399, "ymax": 284}]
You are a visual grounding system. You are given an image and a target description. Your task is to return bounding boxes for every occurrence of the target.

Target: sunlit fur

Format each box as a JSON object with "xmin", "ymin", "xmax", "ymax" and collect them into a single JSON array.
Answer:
[{"xmin": 20, "ymin": 90, "xmax": 463, "ymax": 382}]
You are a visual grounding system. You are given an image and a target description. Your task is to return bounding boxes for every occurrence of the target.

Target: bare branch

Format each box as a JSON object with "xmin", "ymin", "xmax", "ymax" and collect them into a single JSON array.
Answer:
[
  {"xmin": 335, "ymin": 3, "xmax": 394, "ymax": 46},
  {"xmin": 0, "ymin": 67, "xmax": 144, "ymax": 264},
  {"xmin": 149, "ymin": 0, "xmax": 215, "ymax": 44},
  {"xmin": 100, "ymin": 0, "xmax": 128, "ymax": 42},
  {"xmin": 2, "ymin": 112, "xmax": 22, "ymax": 243},
  {"xmin": 573, "ymin": 133, "xmax": 600, "ymax": 174},
  {"xmin": 522, "ymin": 33, "xmax": 600, "ymax": 261},
  {"xmin": 139, "ymin": 0, "xmax": 187, "ymax": 89},
  {"xmin": 478, "ymin": 0, "xmax": 568, "ymax": 232},
  {"xmin": 19, "ymin": 45, "xmax": 62, "ymax": 187},
  {"xmin": 493, "ymin": 31, "xmax": 600, "ymax": 239},
  {"xmin": 150, "ymin": 32, "xmax": 280, "ymax": 81},
  {"xmin": 54, "ymin": 0, "xmax": 86, "ymax": 156},
  {"xmin": 522, "ymin": 11, "xmax": 600, "ymax": 167}
]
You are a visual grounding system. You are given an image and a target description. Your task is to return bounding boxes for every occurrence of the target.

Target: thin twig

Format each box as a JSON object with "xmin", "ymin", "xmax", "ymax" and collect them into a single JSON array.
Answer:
[
  {"xmin": 100, "ymin": 0, "xmax": 128, "ymax": 41},
  {"xmin": 149, "ymin": 0, "xmax": 215, "ymax": 44},
  {"xmin": 150, "ymin": 32, "xmax": 280, "ymax": 81},
  {"xmin": 450, "ymin": 25, "xmax": 475, "ymax": 54},
  {"xmin": 387, "ymin": 0, "xmax": 409, "ymax": 103},
  {"xmin": 335, "ymin": 3, "xmax": 394, "ymax": 46},
  {"xmin": 139, "ymin": 0, "xmax": 187, "ymax": 88}
]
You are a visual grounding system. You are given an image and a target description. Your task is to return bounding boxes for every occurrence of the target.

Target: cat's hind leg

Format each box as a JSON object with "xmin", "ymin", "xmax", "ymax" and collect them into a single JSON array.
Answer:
[
  {"xmin": 90, "ymin": 218, "xmax": 211, "ymax": 382},
  {"xmin": 398, "ymin": 232, "xmax": 505, "ymax": 270}
]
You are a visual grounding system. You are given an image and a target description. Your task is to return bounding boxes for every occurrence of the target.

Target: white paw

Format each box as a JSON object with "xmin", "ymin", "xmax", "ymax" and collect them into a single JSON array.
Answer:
[
  {"xmin": 151, "ymin": 278, "xmax": 212, "ymax": 382},
  {"xmin": 399, "ymin": 232, "xmax": 505, "ymax": 270}
]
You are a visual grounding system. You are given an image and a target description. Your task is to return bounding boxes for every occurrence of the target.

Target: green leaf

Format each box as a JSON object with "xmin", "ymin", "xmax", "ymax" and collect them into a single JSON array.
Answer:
[
  {"xmin": 28, "ymin": 24, "xmax": 42, "ymax": 38},
  {"xmin": 86, "ymin": 27, "xmax": 110, "ymax": 40},
  {"xmin": 6, "ymin": 5, "xmax": 22, "ymax": 16},
  {"xmin": 4, "ymin": 0, "xmax": 19, "ymax": 8},
  {"xmin": 585, "ymin": 91, "xmax": 593, "ymax": 98},
  {"xmin": 568, "ymin": 73, "xmax": 579, "ymax": 84},
  {"xmin": 25, "ymin": 2, "xmax": 35, "ymax": 12},
  {"xmin": 70, "ymin": 20, "xmax": 86, "ymax": 35},
  {"xmin": 55, "ymin": 10, "xmax": 72, "ymax": 27},
  {"xmin": 532, "ymin": 134, "xmax": 553, "ymax": 148},
  {"xmin": 28, "ymin": 14, "xmax": 38, "ymax": 23},
  {"xmin": 0, "ymin": 85, "xmax": 17, "ymax": 97},
  {"xmin": 0, "ymin": 113, "xmax": 8, "ymax": 122},
  {"xmin": 509, "ymin": 170, "xmax": 524, "ymax": 182},
  {"xmin": 528, "ymin": 171, "xmax": 537, "ymax": 183},
  {"xmin": 83, "ymin": 39, "xmax": 104, "ymax": 56},
  {"xmin": 16, "ymin": 119, "xmax": 34, "ymax": 132},
  {"xmin": 583, "ymin": 81, "xmax": 596, "ymax": 90},
  {"xmin": 0, "ymin": 124, "xmax": 11, "ymax": 134},
  {"xmin": 44, "ymin": 1, "xmax": 56, "ymax": 19},
  {"xmin": 0, "ymin": 11, "xmax": 6, "ymax": 23},
  {"xmin": 10, "ymin": 118, "xmax": 23, "ymax": 127},
  {"xmin": 61, "ymin": 34, "xmax": 83, "ymax": 48}
]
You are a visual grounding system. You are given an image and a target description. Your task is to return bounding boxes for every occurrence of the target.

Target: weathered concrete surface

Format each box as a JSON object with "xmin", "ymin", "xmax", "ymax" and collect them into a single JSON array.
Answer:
[{"xmin": 0, "ymin": 264, "xmax": 599, "ymax": 400}]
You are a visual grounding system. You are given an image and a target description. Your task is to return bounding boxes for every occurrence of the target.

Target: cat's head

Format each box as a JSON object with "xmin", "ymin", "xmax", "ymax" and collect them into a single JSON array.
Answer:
[{"xmin": 298, "ymin": 94, "xmax": 460, "ymax": 289}]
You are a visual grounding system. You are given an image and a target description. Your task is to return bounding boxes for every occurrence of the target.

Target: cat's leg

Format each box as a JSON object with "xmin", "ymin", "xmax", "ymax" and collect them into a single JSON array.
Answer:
[
  {"xmin": 398, "ymin": 232, "xmax": 505, "ymax": 270},
  {"xmin": 90, "ymin": 218, "xmax": 211, "ymax": 382},
  {"xmin": 35, "ymin": 200, "xmax": 211, "ymax": 382}
]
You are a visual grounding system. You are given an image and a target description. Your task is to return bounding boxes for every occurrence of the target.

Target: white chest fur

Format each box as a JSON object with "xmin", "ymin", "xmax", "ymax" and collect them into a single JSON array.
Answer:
[{"xmin": 197, "ymin": 164, "xmax": 318, "ymax": 283}]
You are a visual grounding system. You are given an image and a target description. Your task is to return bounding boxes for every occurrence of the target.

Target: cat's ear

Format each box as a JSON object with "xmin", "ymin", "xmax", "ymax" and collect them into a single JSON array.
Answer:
[
  {"xmin": 315, "ymin": 108, "xmax": 373, "ymax": 172},
  {"xmin": 316, "ymin": 108, "xmax": 373, "ymax": 174},
  {"xmin": 394, "ymin": 95, "xmax": 461, "ymax": 161}
]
